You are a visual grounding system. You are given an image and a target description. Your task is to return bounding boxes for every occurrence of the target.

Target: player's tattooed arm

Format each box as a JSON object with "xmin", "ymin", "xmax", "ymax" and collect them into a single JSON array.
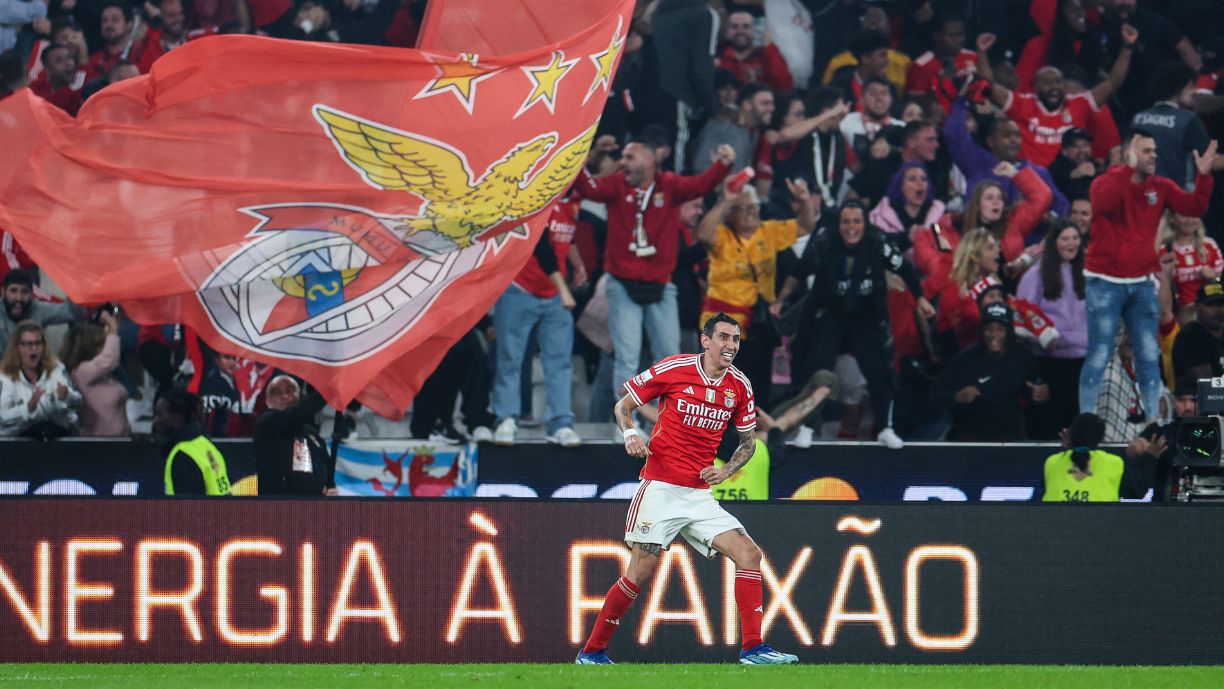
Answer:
[
  {"xmin": 615, "ymin": 394, "xmax": 650, "ymax": 459},
  {"xmin": 699, "ymin": 428, "xmax": 755, "ymax": 486},
  {"xmin": 636, "ymin": 542, "xmax": 662, "ymax": 555},
  {"xmin": 722, "ymin": 428, "xmax": 757, "ymax": 476}
]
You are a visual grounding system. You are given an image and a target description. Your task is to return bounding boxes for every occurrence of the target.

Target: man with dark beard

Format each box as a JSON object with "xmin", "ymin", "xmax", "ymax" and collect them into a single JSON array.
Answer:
[
  {"xmin": 977, "ymin": 30, "xmax": 1134, "ymax": 167},
  {"xmin": 0, "ymin": 269, "xmax": 84, "ymax": 347}
]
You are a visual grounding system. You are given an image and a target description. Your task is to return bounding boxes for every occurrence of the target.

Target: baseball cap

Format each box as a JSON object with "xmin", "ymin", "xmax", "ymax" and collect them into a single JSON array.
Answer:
[
  {"xmin": 980, "ymin": 301, "xmax": 1012, "ymax": 327},
  {"xmin": 1197, "ymin": 280, "xmax": 1224, "ymax": 305},
  {"xmin": 1061, "ymin": 128, "xmax": 1093, "ymax": 147}
]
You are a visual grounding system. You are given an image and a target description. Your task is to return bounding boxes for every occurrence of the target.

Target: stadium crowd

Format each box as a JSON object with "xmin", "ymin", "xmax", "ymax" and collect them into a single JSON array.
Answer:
[{"xmin": 4, "ymin": 0, "xmax": 1224, "ymax": 466}]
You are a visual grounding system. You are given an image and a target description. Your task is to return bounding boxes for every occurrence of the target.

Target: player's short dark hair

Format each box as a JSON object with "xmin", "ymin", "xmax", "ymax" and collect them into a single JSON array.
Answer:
[
  {"xmin": 736, "ymin": 82, "xmax": 772, "ymax": 106},
  {"xmin": 1148, "ymin": 61, "xmax": 1196, "ymax": 103},
  {"xmin": 850, "ymin": 29, "xmax": 890, "ymax": 59},
  {"xmin": 702, "ymin": 313, "xmax": 740, "ymax": 339},
  {"xmin": 100, "ymin": 0, "xmax": 134, "ymax": 22},
  {"xmin": 158, "ymin": 388, "xmax": 198, "ymax": 422},
  {"xmin": 2, "ymin": 268, "xmax": 33, "ymax": 289}
]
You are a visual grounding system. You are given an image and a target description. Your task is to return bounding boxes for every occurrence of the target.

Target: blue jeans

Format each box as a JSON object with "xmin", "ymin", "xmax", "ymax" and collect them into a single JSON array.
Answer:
[
  {"xmin": 492, "ymin": 284, "xmax": 575, "ymax": 434},
  {"xmin": 605, "ymin": 276, "xmax": 680, "ymax": 406},
  {"xmin": 1078, "ymin": 277, "xmax": 1161, "ymax": 421}
]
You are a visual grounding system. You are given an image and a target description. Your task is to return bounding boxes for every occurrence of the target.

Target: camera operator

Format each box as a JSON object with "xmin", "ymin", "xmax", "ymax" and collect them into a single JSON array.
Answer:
[{"xmin": 1123, "ymin": 376, "xmax": 1201, "ymax": 500}]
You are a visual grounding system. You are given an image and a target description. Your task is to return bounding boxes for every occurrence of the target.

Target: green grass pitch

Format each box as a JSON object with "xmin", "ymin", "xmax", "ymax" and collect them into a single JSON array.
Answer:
[{"xmin": 2, "ymin": 664, "xmax": 1223, "ymax": 688}]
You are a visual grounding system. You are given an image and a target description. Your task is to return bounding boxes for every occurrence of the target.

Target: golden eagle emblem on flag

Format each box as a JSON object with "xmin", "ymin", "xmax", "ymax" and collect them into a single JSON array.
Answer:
[{"xmin": 315, "ymin": 106, "xmax": 596, "ymax": 250}]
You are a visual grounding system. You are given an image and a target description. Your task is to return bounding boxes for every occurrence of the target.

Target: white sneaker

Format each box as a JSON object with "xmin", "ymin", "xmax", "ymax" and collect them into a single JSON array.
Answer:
[
  {"xmin": 471, "ymin": 425, "xmax": 493, "ymax": 443},
  {"xmin": 877, "ymin": 427, "xmax": 904, "ymax": 450},
  {"xmin": 547, "ymin": 427, "xmax": 582, "ymax": 448},
  {"xmin": 493, "ymin": 418, "xmax": 517, "ymax": 446},
  {"xmin": 792, "ymin": 425, "xmax": 815, "ymax": 449},
  {"xmin": 428, "ymin": 431, "xmax": 461, "ymax": 446}
]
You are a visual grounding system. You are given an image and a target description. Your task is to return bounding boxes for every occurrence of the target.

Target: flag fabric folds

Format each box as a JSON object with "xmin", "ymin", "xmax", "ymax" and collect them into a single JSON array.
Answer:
[{"xmin": 0, "ymin": 0, "xmax": 630, "ymax": 418}]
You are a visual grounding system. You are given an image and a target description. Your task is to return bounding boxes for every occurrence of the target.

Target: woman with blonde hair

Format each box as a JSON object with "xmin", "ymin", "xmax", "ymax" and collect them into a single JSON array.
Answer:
[
  {"xmin": 913, "ymin": 162, "xmax": 1051, "ymax": 296},
  {"xmin": 1157, "ymin": 211, "xmax": 1223, "ymax": 311},
  {"xmin": 934, "ymin": 228, "xmax": 1002, "ymax": 351},
  {"xmin": 58, "ymin": 310, "xmax": 129, "ymax": 437},
  {"xmin": 0, "ymin": 321, "xmax": 80, "ymax": 438}
]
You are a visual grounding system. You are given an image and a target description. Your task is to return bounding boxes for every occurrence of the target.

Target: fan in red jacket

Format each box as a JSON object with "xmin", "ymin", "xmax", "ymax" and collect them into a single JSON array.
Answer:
[{"xmin": 1079, "ymin": 132, "xmax": 1217, "ymax": 424}]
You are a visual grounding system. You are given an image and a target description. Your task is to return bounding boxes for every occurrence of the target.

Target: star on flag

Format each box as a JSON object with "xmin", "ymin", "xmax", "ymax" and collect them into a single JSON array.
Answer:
[
  {"xmin": 414, "ymin": 52, "xmax": 500, "ymax": 114},
  {"xmin": 584, "ymin": 16, "xmax": 625, "ymax": 104},
  {"xmin": 515, "ymin": 50, "xmax": 579, "ymax": 118}
]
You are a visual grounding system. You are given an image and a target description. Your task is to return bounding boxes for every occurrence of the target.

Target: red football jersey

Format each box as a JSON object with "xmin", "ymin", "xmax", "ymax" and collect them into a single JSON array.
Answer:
[
  {"xmin": 625, "ymin": 354, "xmax": 756, "ymax": 489},
  {"xmin": 1161, "ymin": 238, "xmax": 1224, "ymax": 309},
  {"xmin": 906, "ymin": 49, "xmax": 977, "ymax": 113},
  {"xmin": 1005, "ymin": 91, "xmax": 1098, "ymax": 167}
]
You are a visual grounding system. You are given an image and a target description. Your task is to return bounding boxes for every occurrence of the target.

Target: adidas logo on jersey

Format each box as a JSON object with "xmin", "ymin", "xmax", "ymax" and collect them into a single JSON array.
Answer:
[
  {"xmin": 683, "ymin": 386, "xmax": 694, "ymax": 395},
  {"xmin": 607, "ymin": 619, "xmax": 620, "ymax": 625}
]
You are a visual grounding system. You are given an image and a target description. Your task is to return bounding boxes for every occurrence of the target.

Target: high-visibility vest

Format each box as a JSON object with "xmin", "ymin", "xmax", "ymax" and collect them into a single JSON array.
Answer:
[
  {"xmin": 712, "ymin": 438, "xmax": 770, "ymax": 501},
  {"xmin": 164, "ymin": 435, "xmax": 232, "ymax": 496},
  {"xmin": 1042, "ymin": 449, "xmax": 1123, "ymax": 502}
]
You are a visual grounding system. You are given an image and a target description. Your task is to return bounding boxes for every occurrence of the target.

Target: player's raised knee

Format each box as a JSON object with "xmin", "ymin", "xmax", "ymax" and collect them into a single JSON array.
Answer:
[{"xmin": 734, "ymin": 541, "xmax": 762, "ymax": 570}]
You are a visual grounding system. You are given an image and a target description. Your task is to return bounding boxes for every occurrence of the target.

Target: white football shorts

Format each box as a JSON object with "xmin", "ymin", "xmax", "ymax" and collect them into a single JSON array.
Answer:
[{"xmin": 623, "ymin": 479, "xmax": 744, "ymax": 559}]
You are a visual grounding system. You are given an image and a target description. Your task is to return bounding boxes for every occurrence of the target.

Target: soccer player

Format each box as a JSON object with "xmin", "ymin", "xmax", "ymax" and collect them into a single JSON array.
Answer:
[{"xmin": 575, "ymin": 313, "xmax": 799, "ymax": 666}]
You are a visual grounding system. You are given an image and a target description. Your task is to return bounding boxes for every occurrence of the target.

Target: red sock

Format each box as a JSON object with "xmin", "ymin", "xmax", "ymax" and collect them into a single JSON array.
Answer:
[
  {"xmin": 735, "ymin": 569, "xmax": 764, "ymax": 651},
  {"xmin": 582, "ymin": 576, "xmax": 639, "ymax": 653}
]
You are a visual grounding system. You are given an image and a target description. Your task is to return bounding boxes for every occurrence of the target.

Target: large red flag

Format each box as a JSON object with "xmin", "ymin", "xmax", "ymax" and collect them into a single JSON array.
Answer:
[{"xmin": 0, "ymin": 0, "xmax": 629, "ymax": 418}]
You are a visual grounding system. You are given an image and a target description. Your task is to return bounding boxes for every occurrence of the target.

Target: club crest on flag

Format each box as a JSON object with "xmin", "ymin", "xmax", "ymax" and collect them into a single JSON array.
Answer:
[{"xmin": 197, "ymin": 107, "xmax": 595, "ymax": 364}]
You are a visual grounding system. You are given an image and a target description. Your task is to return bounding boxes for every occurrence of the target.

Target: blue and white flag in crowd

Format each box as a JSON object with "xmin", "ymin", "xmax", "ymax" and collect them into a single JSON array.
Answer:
[{"xmin": 333, "ymin": 440, "xmax": 476, "ymax": 497}]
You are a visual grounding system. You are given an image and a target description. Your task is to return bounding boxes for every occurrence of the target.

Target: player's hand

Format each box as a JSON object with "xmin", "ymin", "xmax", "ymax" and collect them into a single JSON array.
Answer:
[
  {"xmin": 1027, "ymin": 381, "xmax": 1050, "ymax": 402},
  {"xmin": 953, "ymin": 386, "xmax": 981, "ymax": 404},
  {"xmin": 768, "ymin": 301, "xmax": 783, "ymax": 318},
  {"xmin": 700, "ymin": 465, "xmax": 730, "ymax": 486},
  {"xmin": 915, "ymin": 296, "xmax": 936, "ymax": 320},
  {"xmin": 976, "ymin": 32, "xmax": 996, "ymax": 53},
  {"xmin": 1202, "ymin": 265, "xmax": 1220, "ymax": 280},
  {"xmin": 1120, "ymin": 24, "xmax": 1139, "ymax": 46},
  {"xmin": 624, "ymin": 431, "xmax": 650, "ymax": 459},
  {"xmin": 715, "ymin": 144, "xmax": 736, "ymax": 166},
  {"xmin": 1194, "ymin": 140, "xmax": 1218, "ymax": 176}
]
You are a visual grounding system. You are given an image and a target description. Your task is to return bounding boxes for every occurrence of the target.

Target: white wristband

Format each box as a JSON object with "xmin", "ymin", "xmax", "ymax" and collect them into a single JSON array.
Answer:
[{"xmin": 622, "ymin": 428, "xmax": 639, "ymax": 440}]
